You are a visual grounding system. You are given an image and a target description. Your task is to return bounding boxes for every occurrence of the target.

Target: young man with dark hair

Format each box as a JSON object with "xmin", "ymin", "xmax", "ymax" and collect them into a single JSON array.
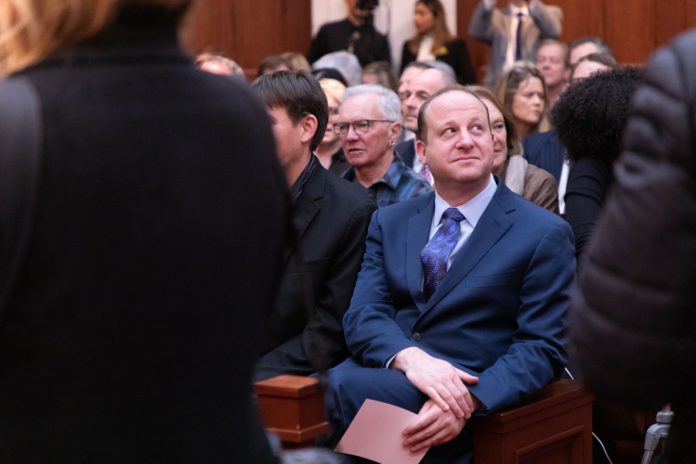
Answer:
[{"xmin": 251, "ymin": 71, "xmax": 375, "ymax": 379}]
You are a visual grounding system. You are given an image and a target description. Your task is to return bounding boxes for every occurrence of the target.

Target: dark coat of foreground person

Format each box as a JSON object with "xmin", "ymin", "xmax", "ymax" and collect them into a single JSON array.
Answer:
[
  {"xmin": 0, "ymin": 3, "xmax": 287, "ymax": 463},
  {"xmin": 569, "ymin": 28, "xmax": 696, "ymax": 464}
]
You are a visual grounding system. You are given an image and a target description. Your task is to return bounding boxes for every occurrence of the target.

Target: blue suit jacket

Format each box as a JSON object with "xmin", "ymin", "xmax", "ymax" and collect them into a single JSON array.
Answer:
[
  {"xmin": 342, "ymin": 181, "xmax": 575, "ymax": 412},
  {"xmin": 524, "ymin": 129, "xmax": 565, "ymax": 182}
]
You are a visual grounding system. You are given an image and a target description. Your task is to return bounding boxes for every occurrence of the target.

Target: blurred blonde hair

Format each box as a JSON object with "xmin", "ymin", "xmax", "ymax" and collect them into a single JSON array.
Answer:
[
  {"xmin": 0, "ymin": 0, "xmax": 190, "ymax": 75},
  {"xmin": 319, "ymin": 78, "xmax": 346, "ymax": 105}
]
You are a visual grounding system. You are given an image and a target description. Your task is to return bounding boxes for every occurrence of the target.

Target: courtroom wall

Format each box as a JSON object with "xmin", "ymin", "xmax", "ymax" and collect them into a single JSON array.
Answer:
[{"xmin": 182, "ymin": 0, "xmax": 696, "ymax": 82}]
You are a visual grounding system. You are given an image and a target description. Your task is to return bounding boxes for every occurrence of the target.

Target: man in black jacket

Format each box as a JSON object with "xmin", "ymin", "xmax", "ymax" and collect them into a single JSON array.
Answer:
[
  {"xmin": 252, "ymin": 71, "xmax": 375, "ymax": 380},
  {"xmin": 307, "ymin": 0, "xmax": 391, "ymax": 66}
]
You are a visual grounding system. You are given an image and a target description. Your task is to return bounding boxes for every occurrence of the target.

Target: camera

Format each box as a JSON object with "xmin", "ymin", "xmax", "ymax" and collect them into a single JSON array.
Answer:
[{"xmin": 356, "ymin": 0, "xmax": 379, "ymax": 10}]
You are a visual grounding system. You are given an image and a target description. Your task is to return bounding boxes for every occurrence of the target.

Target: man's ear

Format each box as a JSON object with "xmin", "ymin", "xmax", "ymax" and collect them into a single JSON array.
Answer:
[
  {"xmin": 300, "ymin": 114, "xmax": 318, "ymax": 145},
  {"xmin": 389, "ymin": 122, "xmax": 402, "ymax": 145},
  {"xmin": 416, "ymin": 138, "xmax": 427, "ymax": 165}
]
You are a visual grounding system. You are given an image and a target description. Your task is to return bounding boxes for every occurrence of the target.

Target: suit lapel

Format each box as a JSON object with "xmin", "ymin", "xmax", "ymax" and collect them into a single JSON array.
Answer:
[
  {"xmin": 284, "ymin": 166, "xmax": 325, "ymax": 264},
  {"xmin": 424, "ymin": 184, "xmax": 515, "ymax": 311},
  {"xmin": 406, "ymin": 194, "xmax": 435, "ymax": 312}
]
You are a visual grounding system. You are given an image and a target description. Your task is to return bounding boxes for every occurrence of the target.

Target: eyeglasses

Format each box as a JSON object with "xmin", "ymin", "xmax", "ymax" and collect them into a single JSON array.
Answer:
[{"xmin": 333, "ymin": 119, "xmax": 395, "ymax": 137}]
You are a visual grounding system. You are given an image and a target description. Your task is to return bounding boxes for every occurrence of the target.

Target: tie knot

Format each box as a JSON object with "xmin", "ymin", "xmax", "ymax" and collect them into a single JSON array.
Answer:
[
  {"xmin": 517, "ymin": 12, "xmax": 524, "ymax": 19},
  {"xmin": 442, "ymin": 207, "xmax": 465, "ymax": 224}
]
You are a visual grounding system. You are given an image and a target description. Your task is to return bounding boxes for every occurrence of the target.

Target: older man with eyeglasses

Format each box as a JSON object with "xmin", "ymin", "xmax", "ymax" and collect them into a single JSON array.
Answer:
[{"xmin": 339, "ymin": 84, "xmax": 431, "ymax": 207}]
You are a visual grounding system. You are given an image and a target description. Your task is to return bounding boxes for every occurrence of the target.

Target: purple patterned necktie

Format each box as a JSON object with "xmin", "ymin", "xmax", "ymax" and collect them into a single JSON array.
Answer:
[
  {"xmin": 515, "ymin": 12, "xmax": 524, "ymax": 61},
  {"xmin": 420, "ymin": 207, "xmax": 465, "ymax": 300}
]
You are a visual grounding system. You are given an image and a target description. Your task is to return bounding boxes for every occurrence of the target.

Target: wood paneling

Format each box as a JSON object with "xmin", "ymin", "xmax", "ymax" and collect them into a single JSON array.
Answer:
[
  {"xmin": 181, "ymin": 0, "xmax": 312, "ymax": 77},
  {"xmin": 181, "ymin": 0, "xmax": 696, "ymax": 83}
]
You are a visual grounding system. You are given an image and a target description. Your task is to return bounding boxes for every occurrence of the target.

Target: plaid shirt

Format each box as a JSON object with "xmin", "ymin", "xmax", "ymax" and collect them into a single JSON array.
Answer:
[{"xmin": 343, "ymin": 156, "xmax": 431, "ymax": 207}]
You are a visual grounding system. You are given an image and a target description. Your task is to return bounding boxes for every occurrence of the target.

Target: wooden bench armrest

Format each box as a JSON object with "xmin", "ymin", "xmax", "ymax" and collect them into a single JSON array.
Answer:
[{"xmin": 253, "ymin": 375, "xmax": 330, "ymax": 447}]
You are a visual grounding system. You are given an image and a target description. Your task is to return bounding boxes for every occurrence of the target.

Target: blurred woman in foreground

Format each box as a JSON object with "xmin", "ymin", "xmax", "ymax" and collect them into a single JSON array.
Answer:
[{"xmin": 0, "ymin": 1, "xmax": 286, "ymax": 462}]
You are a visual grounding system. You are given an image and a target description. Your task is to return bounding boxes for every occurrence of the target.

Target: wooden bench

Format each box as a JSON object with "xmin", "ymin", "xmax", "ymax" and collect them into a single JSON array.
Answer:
[{"xmin": 254, "ymin": 375, "xmax": 593, "ymax": 462}]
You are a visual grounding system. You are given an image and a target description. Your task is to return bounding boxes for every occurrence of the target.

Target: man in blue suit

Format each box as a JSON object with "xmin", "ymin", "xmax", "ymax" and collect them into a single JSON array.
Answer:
[{"xmin": 329, "ymin": 86, "xmax": 575, "ymax": 463}]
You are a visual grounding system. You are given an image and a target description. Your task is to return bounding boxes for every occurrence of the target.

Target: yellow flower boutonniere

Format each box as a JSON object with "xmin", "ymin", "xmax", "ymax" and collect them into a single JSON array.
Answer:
[{"xmin": 434, "ymin": 46, "xmax": 448, "ymax": 56}]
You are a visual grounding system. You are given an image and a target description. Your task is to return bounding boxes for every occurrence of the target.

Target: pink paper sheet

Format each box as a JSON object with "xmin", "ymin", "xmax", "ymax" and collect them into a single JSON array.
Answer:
[{"xmin": 335, "ymin": 399, "xmax": 429, "ymax": 464}]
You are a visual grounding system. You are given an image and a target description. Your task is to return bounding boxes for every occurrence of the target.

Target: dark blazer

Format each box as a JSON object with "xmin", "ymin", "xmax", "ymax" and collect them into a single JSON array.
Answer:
[
  {"xmin": 329, "ymin": 181, "xmax": 575, "ymax": 461},
  {"xmin": 0, "ymin": 12, "xmax": 285, "ymax": 464},
  {"xmin": 394, "ymin": 139, "xmax": 416, "ymax": 168},
  {"xmin": 255, "ymin": 164, "xmax": 375, "ymax": 380},
  {"xmin": 523, "ymin": 129, "xmax": 565, "ymax": 181},
  {"xmin": 307, "ymin": 18, "xmax": 391, "ymax": 66},
  {"xmin": 400, "ymin": 38, "xmax": 476, "ymax": 84}
]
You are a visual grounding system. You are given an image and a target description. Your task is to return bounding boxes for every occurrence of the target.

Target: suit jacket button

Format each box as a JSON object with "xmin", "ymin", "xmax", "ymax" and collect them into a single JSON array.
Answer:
[{"xmin": 412, "ymin": 332, "xmax": 422, "ymax": 341}]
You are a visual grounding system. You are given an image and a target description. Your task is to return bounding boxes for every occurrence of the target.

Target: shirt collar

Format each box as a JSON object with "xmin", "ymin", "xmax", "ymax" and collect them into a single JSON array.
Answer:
[
  {"xmin": 510, "ymin": 4, "xmax": 529, "ymax": 16},
  {"xmin": 432, "ymin": 174, "xmax": 497, "ymax": 229}
]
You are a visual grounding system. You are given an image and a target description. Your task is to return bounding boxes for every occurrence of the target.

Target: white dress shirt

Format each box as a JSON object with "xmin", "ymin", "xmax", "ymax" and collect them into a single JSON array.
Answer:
[
  {"xmin": 429, "ymin": 175, "xmax": 497, "ymax": 269},
  {"xmin": 504, "ymin": 4, "xmax": 530, "ymax": 71}
]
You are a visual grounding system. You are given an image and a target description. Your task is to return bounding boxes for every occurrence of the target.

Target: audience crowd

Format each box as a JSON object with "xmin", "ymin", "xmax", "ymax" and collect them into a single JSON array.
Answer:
[{"xmin": 1, "ymin": 0, "xmax": 693, "ymax": 463}]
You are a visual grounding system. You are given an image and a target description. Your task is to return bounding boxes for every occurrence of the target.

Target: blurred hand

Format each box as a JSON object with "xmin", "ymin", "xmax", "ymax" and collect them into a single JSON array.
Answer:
[{"xmin": 392, "ymin": 347, "xmax": 478, "ymax": 418}]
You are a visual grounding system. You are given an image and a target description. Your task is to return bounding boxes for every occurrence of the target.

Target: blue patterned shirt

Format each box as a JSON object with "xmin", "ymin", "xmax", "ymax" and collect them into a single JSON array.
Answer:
[{"xmin": 342, "ymin": 156, "xmax": 431, "ymax": 208}]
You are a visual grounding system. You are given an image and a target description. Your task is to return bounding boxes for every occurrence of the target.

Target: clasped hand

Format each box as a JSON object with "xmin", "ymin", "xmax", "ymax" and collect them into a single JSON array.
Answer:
[{"xmin": 393, "ymin": 347, "xmax": 479, "ymax": 419}]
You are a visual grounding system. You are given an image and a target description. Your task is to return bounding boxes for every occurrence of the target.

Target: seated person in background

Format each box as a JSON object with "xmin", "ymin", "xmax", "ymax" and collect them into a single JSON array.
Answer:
[
  {"xmin": 568, "ymin": 36, "xmax": 612, "ymax": 67},
  {"xmin": 496, "ymin": 64, "xmax": 549, "ymax": 140},
  {"xmin": 533, "ymin": 39, "xmax": 570, "ymax": 108},
  {"xmin": 552, "ymin": 67, "xmax": 641, "ymax": 261},
  {"xmin": 401, "ymin": 0, "xmax": 475, "ymax": 84},
  {"xmin": 339, "ymin": 84, "xmax": 431, "ymax": 207},
  {"xmin": 469, "ymin": 0, "xmax": 563, "ymax": 87},
  {"xmin": 281, "ymin": 51, "xmax": 312, "ymax": 72},
  {"xmin": 195, "ymin": 52, "xmax": 245, "ymax": 78},
  {"xmin": 316, "ymin": 78, "xmax": 351, "ymax": 175},
  {"xmin": 395, "ymin": 61, "xmax": 456, "ymax": 181},
  {"xmin": 570, "ymin": 52, "xmax": 617, "ymax": 83},
  {"xmin": 307, "ymin": 0, "xmax": 391, "ymax": 67},
  {"xmin": 362, "ymin": 61, "xmax": 398, "ymax": 91},
  {"xmin": 329, "ymin": 86, "xmax": 575, "ymax": 463},
  {"xmin": 471, "ymin": 85, "xmax": 558, "ymax": 212},
  {"xmin": 312, "ymin": 51, "xmax": 363, "ymax": 86},
  {"xmin": 251, "ymin": 72, "xmax": 376, "ymax": 380},
  {"xmin": 523, "ymin": 52, "xmax": 617, "ymax": 214},
  {"xmin": 257, "ymin": 54, "xmax": 291, "ymax": 77}
]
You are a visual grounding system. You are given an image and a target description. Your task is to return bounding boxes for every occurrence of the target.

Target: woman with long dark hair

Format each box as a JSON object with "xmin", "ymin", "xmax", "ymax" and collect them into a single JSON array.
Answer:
[{"xmin": 400, "ymin": 0, "xmax": 476, "ymax": 84}]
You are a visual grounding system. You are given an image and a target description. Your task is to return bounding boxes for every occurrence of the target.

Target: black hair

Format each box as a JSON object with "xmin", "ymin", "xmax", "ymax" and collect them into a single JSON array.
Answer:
[
  {"xmin": 251, "ymin": 71, "xmax": 329, "ymax": 151},
  {"xmin": 569, "ymin": 36, "xmax": 613, "ymax": 58},
  {"xmin": 552, "ymin": 67, "xmax": 641, "ymax": 162}
]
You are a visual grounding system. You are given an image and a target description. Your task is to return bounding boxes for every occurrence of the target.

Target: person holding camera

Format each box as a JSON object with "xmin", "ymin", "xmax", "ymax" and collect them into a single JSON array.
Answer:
[{"xmin": 307, "ymin": 0, "xmax": 391, "ymax": 67}]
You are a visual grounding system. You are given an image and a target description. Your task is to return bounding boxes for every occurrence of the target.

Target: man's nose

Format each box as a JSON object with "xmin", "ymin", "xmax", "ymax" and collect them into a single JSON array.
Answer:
[
  {"xmin": 345, "ymin": 124, "xmax": 360, "ymax": 140},
  {"xmin": 455, "ymin": 129, "xmax": 475, "ymax": 148}
]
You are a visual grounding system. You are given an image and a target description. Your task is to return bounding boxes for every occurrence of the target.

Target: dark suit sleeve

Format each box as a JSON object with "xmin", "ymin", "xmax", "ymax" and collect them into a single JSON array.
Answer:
[
  {"xmin": 255, "ymin": 198, "xmax": 376, "ymax": 378},
  {"xmin": 400, "ymin": 42, "xmax": 415, "ymax": 75},
  {"xmin": 307, "ymin": 25, "xmax": 329, "ymax": 64},
  {"xmin": 528, "ymin": 0, "xmax": 562, "ymax": 39},
  {"xmin": 467, "ymin": 220, "xmax": 575, "ymax": 412},
  {"xmin": 343, "ymin": 210, "xmax": 420, "ymax": 367},
  {"xmin": 447, "ymin": 40, "xmax": 476, "ymax": 84}
]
